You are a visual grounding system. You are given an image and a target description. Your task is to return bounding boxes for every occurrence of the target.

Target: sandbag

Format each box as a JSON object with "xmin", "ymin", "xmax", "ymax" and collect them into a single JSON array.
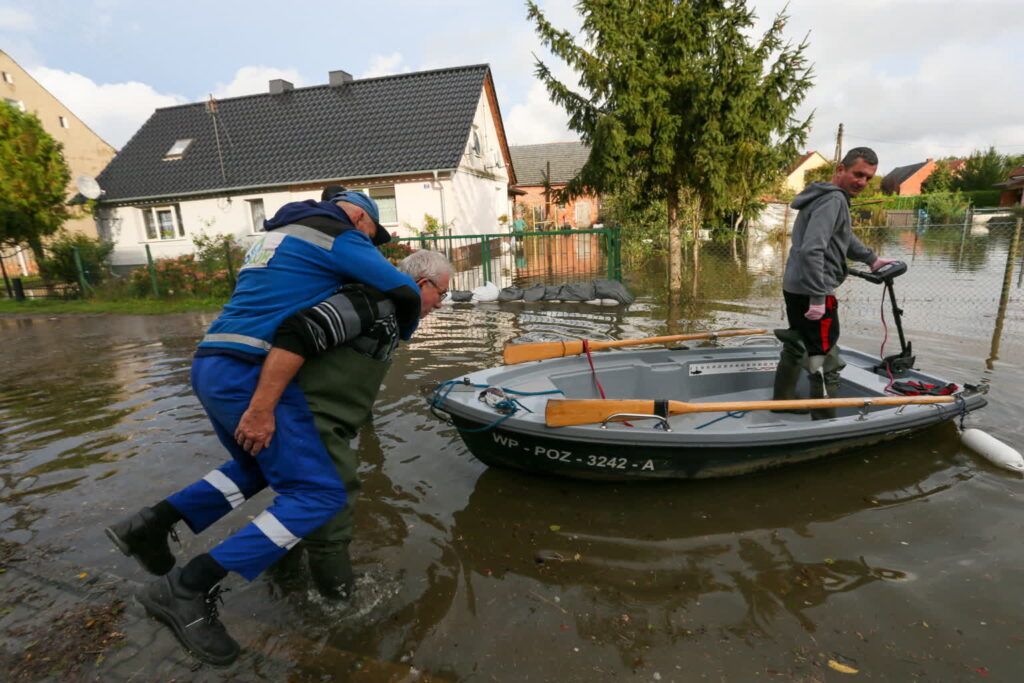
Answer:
[
  {"xmin": 593, "ymin": 279, "xmax": 635, "ymax": 305},
  {"xmin": 522, "ymin": 284, "xmax": 546, "ymax": 302},
  {"xmin": 557, "ymin": 282, "xmax": 596, "ymax": 302},
  {"xmin": 498, "ymin": 287, "xmax": 525, "ymax": 302},
  {"xmin": 471, "ymin": 281, "xmax": 500, "ymax": 302},
  {"xmin": 449, "ymin": 290, "xmax": 473, "ymax": 302}
]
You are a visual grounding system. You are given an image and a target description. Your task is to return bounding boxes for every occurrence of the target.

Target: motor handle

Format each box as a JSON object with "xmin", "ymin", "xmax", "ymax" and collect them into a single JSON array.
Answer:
[{"xmin": 850, "ymin": 260, "xmax": 907, "ymax": 285}]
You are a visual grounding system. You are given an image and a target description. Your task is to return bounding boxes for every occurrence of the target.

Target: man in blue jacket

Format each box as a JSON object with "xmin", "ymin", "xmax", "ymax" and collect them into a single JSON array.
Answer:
[
  {"xmin": 105, "ymin": 190, "xmax": 426, "ymax": 666},
  {"xmin": 773, "ymin": 147, "xmax": 895, "ymax": 419}
]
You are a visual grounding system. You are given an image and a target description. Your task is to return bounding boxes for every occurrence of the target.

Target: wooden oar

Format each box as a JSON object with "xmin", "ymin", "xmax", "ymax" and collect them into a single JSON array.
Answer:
[
  {"xmin": 503, "ymin": 329, "xmax": 767, "ymax": 365},
  {"xmin": 545, "ymin": 396, "xmax": 956, "ymax": 427}
]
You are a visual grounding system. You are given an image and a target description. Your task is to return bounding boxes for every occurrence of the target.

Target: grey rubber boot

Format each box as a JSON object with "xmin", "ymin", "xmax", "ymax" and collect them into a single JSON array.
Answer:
[
  {"xmin": 808, "ymin": 347, "xmax": 846, "ymax": 420},
  {"xmin": 771, "ymin": 329, "xmax": 808, "ymax": 413}
]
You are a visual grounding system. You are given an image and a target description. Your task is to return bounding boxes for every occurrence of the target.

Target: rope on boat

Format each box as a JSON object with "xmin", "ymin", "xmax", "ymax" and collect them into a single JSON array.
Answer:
[
  {"xmin": 694, "ymin": 410, "xmax": 748, "ymax": 430},
  {"xmin": 429, "ymin": 379, "xmax": 564, "ymax": 433}
]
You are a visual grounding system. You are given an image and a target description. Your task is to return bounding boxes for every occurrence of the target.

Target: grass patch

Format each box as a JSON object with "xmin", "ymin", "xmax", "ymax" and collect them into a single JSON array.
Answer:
[{"xmin": 0, "ymin": 297, "xmax": 226, "ymax": 315}]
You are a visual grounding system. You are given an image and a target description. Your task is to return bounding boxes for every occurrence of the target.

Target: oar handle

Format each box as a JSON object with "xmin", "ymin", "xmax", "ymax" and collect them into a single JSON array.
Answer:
[{"xmin": 503, "ymin": 328, "xmax": 767, "ymax": 365}]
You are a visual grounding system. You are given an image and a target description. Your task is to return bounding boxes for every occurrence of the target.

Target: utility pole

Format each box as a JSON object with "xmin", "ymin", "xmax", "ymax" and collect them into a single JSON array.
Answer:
[{"xmin": 833, "ymin": 123, "xmax": 844, "ymax": 164}]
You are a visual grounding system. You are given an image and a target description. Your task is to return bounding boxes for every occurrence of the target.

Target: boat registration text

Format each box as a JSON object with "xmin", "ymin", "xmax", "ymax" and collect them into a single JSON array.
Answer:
[{"xmin": 492, "ymin": 433, "xmax": 656, "ymax": 471}]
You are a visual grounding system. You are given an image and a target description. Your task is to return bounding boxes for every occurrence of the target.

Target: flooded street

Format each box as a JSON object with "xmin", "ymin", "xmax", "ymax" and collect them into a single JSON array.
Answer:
[{"xmin": 2, "ymin": 230, "xmax": 1023, "ymax": 680}]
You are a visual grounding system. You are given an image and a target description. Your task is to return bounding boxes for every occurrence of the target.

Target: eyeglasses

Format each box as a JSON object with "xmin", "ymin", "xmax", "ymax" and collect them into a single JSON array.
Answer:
[{"xmin": 424, "ymin": 278, "xmax": 448, "ymax": 298}]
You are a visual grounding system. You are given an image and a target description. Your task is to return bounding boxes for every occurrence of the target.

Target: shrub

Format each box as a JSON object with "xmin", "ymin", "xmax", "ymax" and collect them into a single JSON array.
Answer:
[
  {"xmin": 38, "ymin": 231, "xmax": 114, "ymax": 286},
  {"xmin": 379, "ymin": 241, "xmax": 415, "ymax": 264}
]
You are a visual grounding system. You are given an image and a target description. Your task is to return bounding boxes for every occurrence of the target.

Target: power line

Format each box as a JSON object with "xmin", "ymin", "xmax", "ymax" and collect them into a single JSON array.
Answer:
[{"xmin": 843, "ymin": 134, "xmax": 1024, "ymax": 148}]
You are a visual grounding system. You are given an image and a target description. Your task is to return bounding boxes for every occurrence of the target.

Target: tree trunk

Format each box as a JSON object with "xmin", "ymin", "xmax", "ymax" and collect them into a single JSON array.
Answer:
[
  {"xmin": 667, "ymin": 192, "xmax": 682, "ymax": 292},
  {"xmin": 690, "ymin": 199, "xmax": 702, "ymax": 297}
]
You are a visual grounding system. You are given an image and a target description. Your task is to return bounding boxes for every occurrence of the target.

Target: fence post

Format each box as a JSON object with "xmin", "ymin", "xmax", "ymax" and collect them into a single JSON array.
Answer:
[
  {"xmin": 145, "ymin": 244, "xmax": 160, "ymax": 297},
  {"xmin": 481, "ymin": 236, "xmax": 492, "ymax": 284},
  {"xmin": 12, "ymin": 276, "xmax": 25, "ymax": 301},
  {"xmin": 224, "ymin": 237, "xmax": 236, "ymax": 288},
  {"xmin": 72, "ymin": 246, "xmax": 93, "ymax": 297},
  {"xmin": 989, "ymin": 216, "xmax": 1022, "ymax": 365}
]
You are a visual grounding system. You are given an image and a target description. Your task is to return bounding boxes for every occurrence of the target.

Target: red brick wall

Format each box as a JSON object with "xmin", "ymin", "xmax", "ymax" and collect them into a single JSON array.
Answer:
[{"xmin": 514, "ymin": 185, "xmax": 602, "ymax": 229}]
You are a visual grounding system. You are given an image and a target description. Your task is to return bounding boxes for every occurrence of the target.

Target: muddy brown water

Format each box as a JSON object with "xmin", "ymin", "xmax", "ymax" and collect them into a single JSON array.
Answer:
[{"xmin": 1, "ymin": 236, "xmax": 1022, "ymax": 680}]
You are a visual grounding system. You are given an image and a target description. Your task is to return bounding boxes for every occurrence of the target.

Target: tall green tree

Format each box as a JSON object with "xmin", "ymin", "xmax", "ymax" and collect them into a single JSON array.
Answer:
[
  {"xmin": 922, "ymin": 159, "xmax": 956, "ymax": 194},
  {"xmin": 0, "ymin": 103, "xmax": 71, "ymax": 264},
  {"xmin": 954, "ymin": 147, "xmax": 1008, "ymax": 192},
  {"xmin": 527, "ymin": 0, "xmax": 813, "ymax": 289}
]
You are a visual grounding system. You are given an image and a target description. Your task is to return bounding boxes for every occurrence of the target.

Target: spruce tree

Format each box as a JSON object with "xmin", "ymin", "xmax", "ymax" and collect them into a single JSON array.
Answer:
[{"xmin": 527, "ymin": 0, "xmax": 813, "ymax": 288}]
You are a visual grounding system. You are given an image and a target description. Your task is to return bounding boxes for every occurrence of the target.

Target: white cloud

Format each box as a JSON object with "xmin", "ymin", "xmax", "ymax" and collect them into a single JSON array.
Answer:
[
  {"xmin": 747, "ymin": 0, "xmax": 1024, "ymax": 168},
  {"xmin": 211, "ymin": 65, "xmax": 307, "ymax": 98},
  {"xmin": 28, "ymin": 66, "xmax": 186, "ymax": 149},
  {"xmin": 0, "ymin": 6, "xmax": 35, "ymax": 32},
  {"xmin": 504, "ymin": 81, "xmax": 576, "ymax": 146},
  {"xmin": 359, "ymin": 53, "xmax": 412, "ymax": 79}
]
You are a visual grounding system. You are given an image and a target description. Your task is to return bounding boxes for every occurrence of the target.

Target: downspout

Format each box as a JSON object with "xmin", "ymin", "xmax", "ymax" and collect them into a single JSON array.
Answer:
[{"xmin": 432, "ymin": 169, "xmax": 448, "ymax": 230}]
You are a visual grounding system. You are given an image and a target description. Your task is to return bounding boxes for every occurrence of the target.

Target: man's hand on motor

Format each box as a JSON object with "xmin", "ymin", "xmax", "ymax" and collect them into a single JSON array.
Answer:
[
  {"xmin": 235, "ymin": 407, "xmax": 275, "ymax": 456},
  {"xmin": 870, "ymin": 257, "xmax": 896, "ymax": 272},
  {"xmin": 804, "ymin": 304, "xmax": 825, "ymax": 321}
]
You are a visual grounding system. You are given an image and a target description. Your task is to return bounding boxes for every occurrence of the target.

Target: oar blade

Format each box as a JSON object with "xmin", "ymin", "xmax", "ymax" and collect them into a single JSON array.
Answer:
[
  {"xmin": 545, "ymin": 399, "xmax": 655, "ymax": 427},
  {"xmin": 504, "ymin": 340, "xmax": 584, "ymax": 364}
]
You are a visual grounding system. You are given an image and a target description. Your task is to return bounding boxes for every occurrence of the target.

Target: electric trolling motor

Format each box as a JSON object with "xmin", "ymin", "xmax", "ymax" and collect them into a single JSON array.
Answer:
[{"xmin": 849, "ymin": 260, "xmax": 915, "ymax": 376}]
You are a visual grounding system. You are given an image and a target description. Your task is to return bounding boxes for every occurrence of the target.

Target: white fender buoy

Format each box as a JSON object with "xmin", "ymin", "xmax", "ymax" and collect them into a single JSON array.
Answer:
[
  {"xmin": 961, "ymin": 429, "xmax": 1024, "ymax": 474},
  {"xmin": 470, "ymin": 281, "xmax": 499, "ymax": 302}
]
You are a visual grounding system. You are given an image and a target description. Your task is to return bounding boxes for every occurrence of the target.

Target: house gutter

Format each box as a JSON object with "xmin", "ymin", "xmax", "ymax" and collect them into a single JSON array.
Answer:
[{"xmin": 96, "ymin": 168, "xmax": 459, "ymax": 206}]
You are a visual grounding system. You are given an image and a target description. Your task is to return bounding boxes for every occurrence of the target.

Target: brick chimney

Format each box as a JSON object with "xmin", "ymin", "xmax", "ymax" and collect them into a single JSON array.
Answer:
[{"xmin": 269, "ymin": 79, "xmax": 294, "ymax": 95}]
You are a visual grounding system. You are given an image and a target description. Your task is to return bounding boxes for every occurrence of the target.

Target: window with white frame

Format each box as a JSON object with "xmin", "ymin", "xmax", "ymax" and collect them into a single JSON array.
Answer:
[
  {"xmin": 141, "ymin": 205, "xmax": 185, "ymax": 240},
  {"xmin": 471, "ymin": 130, "xmax": 482, "ymax": 156},
  {"xmin": 4, "ymin": 98, "xmax": 25, "ymax": 112},
  {"xmin": 2, "ymin": 72, "xmax": 13, "ymax": 84},
  {"xmin": 163, "ymin": 138, "xmax": 193, "ymax": 160},
  {"xmin": 58, "ymin": 115, "xmax": 69, "ymax": 129},
  {"xmin": 368, "ymin": 187, "xmax": 397, "ymax": 224},
  {"xmin": 247, "ymin": 198, "xmax": 266, "ymax": 232}
]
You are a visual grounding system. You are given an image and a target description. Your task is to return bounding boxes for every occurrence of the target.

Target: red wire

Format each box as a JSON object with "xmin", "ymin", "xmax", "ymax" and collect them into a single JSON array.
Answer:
[
  {"xmin": 583, "ymin": 340, "xmax": 633, "ymax": 427},
  {"xmin": 877, "ymin": 289, "xmax": 898, "ymax": 394}
]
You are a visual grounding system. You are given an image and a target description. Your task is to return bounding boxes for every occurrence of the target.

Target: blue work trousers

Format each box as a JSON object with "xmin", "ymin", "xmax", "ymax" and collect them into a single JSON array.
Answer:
[{"xmin": 166, "ymin": 354, "xmax": 347, "ymax": 580}]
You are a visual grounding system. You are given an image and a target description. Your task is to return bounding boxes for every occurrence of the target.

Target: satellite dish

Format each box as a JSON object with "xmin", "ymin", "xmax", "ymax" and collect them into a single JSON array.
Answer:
[{"xmin": 76, "ymin": 175, "xmax": 103, "ymax": 199}]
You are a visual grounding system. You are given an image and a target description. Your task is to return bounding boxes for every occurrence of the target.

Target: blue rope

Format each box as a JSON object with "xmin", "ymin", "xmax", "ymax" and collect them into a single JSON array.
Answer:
[
  {"xmin": 429, "ymin": 379, "xmax": 563, "ymax": 433},
  {"xmin": 694, "ymin": 410, "xmax": 747, "ymax": 430}
]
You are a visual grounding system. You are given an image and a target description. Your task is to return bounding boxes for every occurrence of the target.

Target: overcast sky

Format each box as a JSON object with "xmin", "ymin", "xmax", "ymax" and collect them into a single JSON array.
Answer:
[{"xmin": 2, "ymin": 0, "xmax": 1022, "ymax": 173}]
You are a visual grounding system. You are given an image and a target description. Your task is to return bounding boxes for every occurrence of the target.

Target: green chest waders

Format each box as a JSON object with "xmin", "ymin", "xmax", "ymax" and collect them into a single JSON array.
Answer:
[{"xmin": 297, "ymin": 346, "xmax": 392, "ymax": 597}]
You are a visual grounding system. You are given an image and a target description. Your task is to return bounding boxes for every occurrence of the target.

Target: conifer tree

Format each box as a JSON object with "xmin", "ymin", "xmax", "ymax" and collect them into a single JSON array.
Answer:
[{"xmin": 527, "ymin": 0, "xmax": 813, "ymax": 288}]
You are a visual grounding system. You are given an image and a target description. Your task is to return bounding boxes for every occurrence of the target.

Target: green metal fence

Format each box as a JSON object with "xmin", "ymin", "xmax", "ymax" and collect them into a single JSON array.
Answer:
[{"xmin": 392, "ymin": 227, "xmax": 623, "ymax": 292}]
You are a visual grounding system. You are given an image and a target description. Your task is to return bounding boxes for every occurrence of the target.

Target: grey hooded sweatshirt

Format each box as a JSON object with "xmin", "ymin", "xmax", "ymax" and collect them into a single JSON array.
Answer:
[{"xmin": 782, "ymin": 182, "xmax": 877, "ymax": 305}]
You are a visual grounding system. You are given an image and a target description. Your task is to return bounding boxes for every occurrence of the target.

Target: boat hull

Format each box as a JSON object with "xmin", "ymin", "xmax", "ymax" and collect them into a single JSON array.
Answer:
[
  {"xmin": 453, "ymin": 415, "xmax": 935, "ymax": 480},
  {"xmin": 437, "ymin": 343, "xmax": 987, "ymax": 481}
]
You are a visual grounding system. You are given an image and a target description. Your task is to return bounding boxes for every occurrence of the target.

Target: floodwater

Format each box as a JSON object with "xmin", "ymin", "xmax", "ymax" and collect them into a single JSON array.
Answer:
[{"xmin": 1, "ymin": 226, "xmax": 1023, "ymax": 681}]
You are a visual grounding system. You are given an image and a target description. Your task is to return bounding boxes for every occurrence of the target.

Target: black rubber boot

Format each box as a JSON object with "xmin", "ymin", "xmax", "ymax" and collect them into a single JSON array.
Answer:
[
  {"xmin": 137, "ymin": 567, "xmax": 240, "ymax": 666},
  {"xmin": 105, "ymin": 507, "xmax": 179, "ymax": 576},
  {"xmin": 308, "ymin": 546, "xmax": 355, "ymax": 600},
  {"xmin": 771, "ymin": 329, "xmax": 808, "ymax": 413}
]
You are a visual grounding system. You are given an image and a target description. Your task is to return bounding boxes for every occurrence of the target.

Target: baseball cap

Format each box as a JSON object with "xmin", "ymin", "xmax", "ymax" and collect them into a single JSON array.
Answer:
[{"xmin": 330, "ymin": 190, "xmax": 392, "ymax": 246}]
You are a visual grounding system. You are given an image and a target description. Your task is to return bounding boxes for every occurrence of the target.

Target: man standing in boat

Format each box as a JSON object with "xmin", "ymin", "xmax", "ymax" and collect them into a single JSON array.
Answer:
[{"xmin": 773, "ymin": 147, "xmax": 895, "ymax": 419}]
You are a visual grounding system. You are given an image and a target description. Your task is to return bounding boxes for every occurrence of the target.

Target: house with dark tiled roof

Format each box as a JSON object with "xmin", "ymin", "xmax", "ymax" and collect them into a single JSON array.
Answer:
[
  {"xmin": 881, "ymin": 158, "xmax": 937, "ymax": 195},
  {"xmin": 508, "ymin": 142, "xmax": 601, "ymax": 229},
  {"xmin": 93, "ymin": 65, "xmax": 515, "ymax": 268},
  {"xmin": 995, "ymin": 165, "xmax": 1024, "ymax": 207},
  {"xmin": 784, "ymin": 150, "xmax": 829, "ymax": 192}
]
